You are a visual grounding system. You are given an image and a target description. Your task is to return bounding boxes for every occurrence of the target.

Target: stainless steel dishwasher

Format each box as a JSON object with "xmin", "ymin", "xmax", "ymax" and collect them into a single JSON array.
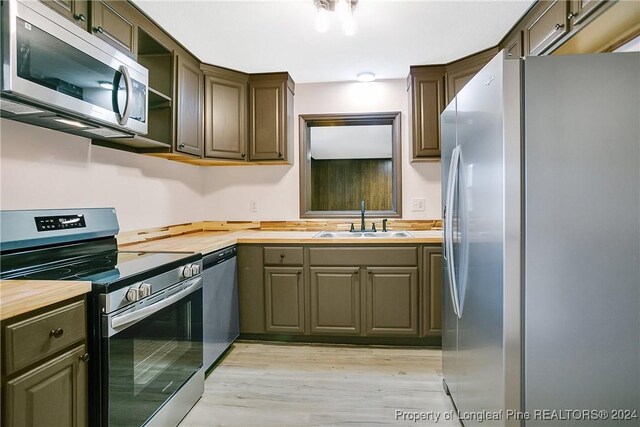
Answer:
[{"xmin": 202, "ymin": 245, "xmax": 239, "ymax": 374}]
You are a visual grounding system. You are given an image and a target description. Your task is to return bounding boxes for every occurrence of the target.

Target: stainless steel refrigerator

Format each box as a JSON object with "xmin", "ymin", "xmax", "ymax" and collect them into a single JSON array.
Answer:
[{"xmin": 441, "ymin": 51, "xmax": 639, "ymax": 426}]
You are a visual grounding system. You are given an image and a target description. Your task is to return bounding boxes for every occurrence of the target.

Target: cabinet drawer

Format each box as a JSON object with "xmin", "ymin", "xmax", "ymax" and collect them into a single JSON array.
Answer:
[
  {"xmin": 309, "ymin": 247, "xmax": 418, "ymax": 266},
  {"xmin": 3, "ymin": 300, "xmax": 86, "ymax": 375},
  {"xmin": 264, "ymin": 247, "xmax": 304, "ymax": 265}
]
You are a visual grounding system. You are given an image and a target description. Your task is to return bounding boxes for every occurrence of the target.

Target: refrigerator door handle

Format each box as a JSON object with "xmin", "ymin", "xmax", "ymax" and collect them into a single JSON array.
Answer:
[{"xmin": 445, "ymin": 145, "xmax": 462, "ymax": 318}]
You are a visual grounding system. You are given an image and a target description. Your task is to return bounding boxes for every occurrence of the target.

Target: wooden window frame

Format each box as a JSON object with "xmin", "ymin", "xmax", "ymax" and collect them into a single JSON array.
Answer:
[{"xmin": 299, "ymin": 112, "xmax": 402, "ymax": 219}]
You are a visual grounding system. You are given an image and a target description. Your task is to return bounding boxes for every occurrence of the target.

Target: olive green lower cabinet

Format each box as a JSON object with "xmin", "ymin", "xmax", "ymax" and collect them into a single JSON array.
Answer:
[
  {"xmin": 264, "ymin": 267, "xmax": 305, "ymax": 334},
  {"xmin": 309, "ymin": 267, "xmax": 361, "ymax": 335},
  {"xmin": 2, "ymin": 297, "xmax": 88, "ymax": 427},
  {"xmin": 238, "ymin": 244, "xmax": 442, "ymax": 345}
]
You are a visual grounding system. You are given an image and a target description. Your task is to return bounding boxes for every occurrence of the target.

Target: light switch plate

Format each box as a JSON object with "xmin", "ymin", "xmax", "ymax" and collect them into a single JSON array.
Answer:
[{"xmin": 411, "ymin": 198, "xmax": 425, "ymax": 212}]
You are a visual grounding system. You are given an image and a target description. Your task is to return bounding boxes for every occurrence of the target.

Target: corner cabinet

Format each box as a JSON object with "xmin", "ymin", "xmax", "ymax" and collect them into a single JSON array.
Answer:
[
  {"xmin": 408, "ymin": 66, "xmax": 446, "ymax": 160},
  {"xmin": 202, "ymin": 66, "xmax": 249, "ymax": 160},
  {"xmin": 175, "ymin": 55, "xmax": 204, "ymax": 156},
  {"xmin": 2, "ymin": 297, "xmax": 88, "ymax": 427},
  {"xmin": 445, "ymin": 47, "xmax": 499, "ymax": 104},
  {"xmin": 248, "ymin": 73, "xmax": 295, "ymax": 163}
]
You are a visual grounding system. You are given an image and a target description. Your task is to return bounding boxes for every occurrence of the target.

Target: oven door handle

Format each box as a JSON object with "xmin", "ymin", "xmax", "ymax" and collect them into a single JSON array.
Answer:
[{"xmin": 109, "ymin": 277, "xmax": 202, "ymax": 335}]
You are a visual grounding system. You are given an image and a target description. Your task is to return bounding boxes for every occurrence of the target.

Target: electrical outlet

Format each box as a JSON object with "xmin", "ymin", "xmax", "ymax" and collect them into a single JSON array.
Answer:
[
  {"xmin": 250, "ymin": 200, "xmax": 258, "ymax": 213},
  {"xmin": 411, "ymin": 198, "xmax": 425, "ymax": 212}
]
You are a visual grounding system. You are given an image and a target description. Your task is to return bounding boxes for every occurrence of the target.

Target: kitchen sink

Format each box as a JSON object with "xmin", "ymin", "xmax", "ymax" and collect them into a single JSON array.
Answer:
[{"xmin": 314, "ymin": 231, "xmax": 414, "ymax": 238}]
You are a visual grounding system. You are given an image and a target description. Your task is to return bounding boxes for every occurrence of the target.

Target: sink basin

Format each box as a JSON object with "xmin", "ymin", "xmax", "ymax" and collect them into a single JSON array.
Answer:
[{"xmin": 314, "ymin": 231, "xmax": 414, "ymax": 238}]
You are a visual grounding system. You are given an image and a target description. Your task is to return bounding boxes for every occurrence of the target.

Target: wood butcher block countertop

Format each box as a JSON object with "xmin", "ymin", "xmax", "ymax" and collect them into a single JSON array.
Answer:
[
  {"xmin": 121, "ymin": 230, "xmax": 443, "ymax": 255},
  {"xmin": 0, "ymin": 280, "xmax": 91, "ymax": 321}
]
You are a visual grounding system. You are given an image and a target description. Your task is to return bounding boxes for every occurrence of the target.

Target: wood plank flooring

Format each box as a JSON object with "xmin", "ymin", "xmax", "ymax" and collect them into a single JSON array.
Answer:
[{"xmin": 180, "ymin": 342, "xmax": 460, "ymax": 427}]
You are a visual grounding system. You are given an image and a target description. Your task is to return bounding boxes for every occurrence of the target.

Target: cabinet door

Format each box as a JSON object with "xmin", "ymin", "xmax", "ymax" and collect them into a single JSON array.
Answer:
[
  {"xmin": 409, "ymin": 67, "xmax": 446, "ymax": 159},
  {"xmin": 505, "ymin": 32, "xmax": 524, "ymax": 59},
  {"xmin": 264, "ymin": 267, "xmax": 305, "ymax": 334},
  {"xmin": 249, "ymin": 79, "xmax": 288, "ymax": 161},
  {"xmin": 38, "ymin": 0, "xmax": 88, "ymax": 30},
  {"xmin": 365, "ymin": 267, "xmax": 419, "ymax": 336},
  {"xmin": 4, "ymin": 346, "xmax": 87, "ymax": 427},
  {"xmin": 175, "ymin": 55, "xmax": 203, "ymax": 156},
  {"xmin": 525, "ymin": 0, "xmax": 569, "ymax": 55},
  {"xmin": 204, "ymin": 73, "xmax": 247, "ymax": 160},
  {"xmin": 445, "ymin": 48, "xmax": 498, "ymax": 104},
  {"xmin": 309, "ymin": 267, "xmax": 361, "ymax": 335},
  {"xmin": 422, "ymin": 247, "xmax": 443, "ymax": 337},
  {"xmin": 570, "ymin": 0, "xmax": 605, "ymax": 25},
  {"xmin": 90, "ymin": 1, "xmax": 136, "ymax": 55}
]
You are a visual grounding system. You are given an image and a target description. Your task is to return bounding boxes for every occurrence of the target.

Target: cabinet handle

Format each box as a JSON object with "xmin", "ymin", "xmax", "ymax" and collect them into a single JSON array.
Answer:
[
  {"xmin": 49, "ymin": 328, "xmax": 64, "ymax": 338},
  {"xmin": 280, "ymin": 254, "xmax": 285, "ymax": 258},
  {"xmin": 354, "ymin": 269, "xmax": 359, "ymax": 275},
  {"xmin": 554, "ymin": 23, "xmax": 565, "ymax": 31},
  {"xmin": 297, "ymin": 270, "xmax": 302, "ymax": 275},
  {"xmin": 241, "ymin": 152, "xmax": 246, "ymax": 158},
  {"xmin": 278, "ymin": 152, "xmax": 283, "ymax": 158},
  {"xmin": 79, "ymin": 353, "xmax": 90, "ymax": 363},
  {"xmin": 93, "ymin": 26, "xmax": 104, "ymax": 34},
  {"xmin": 567, "ymin": 12, "xmax": 576, "ymax": 20},
  {"xmin": 368, "ymin": 270, "xmax": 372, "ymax": 275},
  {"xmin": 179, "ymin": 143, "xmax": 185, "ymax": 149},
  {"xmin": 73, "ymin": 13, "xmax": 86, "ymax": 22}
]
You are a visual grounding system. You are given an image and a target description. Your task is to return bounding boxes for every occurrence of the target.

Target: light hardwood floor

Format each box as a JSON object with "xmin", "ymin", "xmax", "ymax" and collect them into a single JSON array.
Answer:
[{"xmin": 180, "ymin": 341, "xmax": 460, "ymax": 427}]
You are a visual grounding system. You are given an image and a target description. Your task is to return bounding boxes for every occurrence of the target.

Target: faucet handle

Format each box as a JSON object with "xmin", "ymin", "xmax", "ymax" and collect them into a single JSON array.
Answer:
[
  {"xmin": 350, "ymin": 223, "xmax": 355, "ymax": 232},
  {"xmin": 382, "ymin": 218, "xmax": 388, "ymax": 232},
  {"xmin": 372, "ymin": 222, "xmax": 377, "ymax": 232}
]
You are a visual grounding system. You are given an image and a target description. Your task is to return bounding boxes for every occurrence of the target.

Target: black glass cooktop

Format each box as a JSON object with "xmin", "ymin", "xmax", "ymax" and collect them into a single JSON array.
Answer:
[{"xmin": 2, "ymin": 250, "xmax": 199, "ymax": 291}]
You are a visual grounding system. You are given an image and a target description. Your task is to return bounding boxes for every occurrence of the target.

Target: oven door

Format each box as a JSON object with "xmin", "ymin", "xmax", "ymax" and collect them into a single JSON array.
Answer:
[{"xmin": 102, "ymin": 277, "xmax": 203, "ymax": 426}]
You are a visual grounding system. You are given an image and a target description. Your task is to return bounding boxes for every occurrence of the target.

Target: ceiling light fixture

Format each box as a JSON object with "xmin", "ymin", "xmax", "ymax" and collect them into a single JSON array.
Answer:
[
  {"xmin": 314, "ymin": 0, "xmax": 358, "ymax": 36},
  {"xmin": 357, "ymin": 72, "xmax": 375, "ymax": 82}
]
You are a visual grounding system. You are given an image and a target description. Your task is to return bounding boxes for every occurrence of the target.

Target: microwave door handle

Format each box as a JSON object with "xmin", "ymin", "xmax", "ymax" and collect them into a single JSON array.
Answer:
[
  {"xmin": 113, "ymin": 65, "xmax": 133, "ymax": 126},
  {"xmin": 108, "ymin": 277, "xmax": 202, "ymax": 336}
]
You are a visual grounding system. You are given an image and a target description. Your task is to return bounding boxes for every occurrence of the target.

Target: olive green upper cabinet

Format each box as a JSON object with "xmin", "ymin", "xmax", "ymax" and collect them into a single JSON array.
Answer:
[
  {"xmin": 202, "ymin": 65, "xmax": 249, "ymax": 160},
  {"xmin": 38, "ymin": 0, "xmax": 88, "ymax": 30},
  {"xmin": 568, "ymin": 0, "xmax": 605, "ymax": 26},
  {"xmin": 248, "ymin": 73, "xmax": 295, "ymax": 162},
  {"xmin": 445, "ymin": 47, "xmax": 499, "ymax": 104},
  {"xmin": 175, "ymin": 55, "xmax": 204, "ymax": 157},
  {"xmin": 408, "ymin": 66, "xmax": 446, "ymax": 159},
  {"xmin": 525, "ymin": 0, "xmax": 569, "ymax": 55},
  {"xmin": 90, "ymin": 1, "xmax": 137, "ymax": 56}
]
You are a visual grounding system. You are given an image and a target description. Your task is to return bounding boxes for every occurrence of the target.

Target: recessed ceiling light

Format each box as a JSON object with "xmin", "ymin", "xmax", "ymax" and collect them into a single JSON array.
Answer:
[
  {"xmin": 99, "ymin": 81, "xmax": 114, "ymax": 90},
  {"xmin": 357, "ymin": 72, "xmax": 375, "ymax": 82}
]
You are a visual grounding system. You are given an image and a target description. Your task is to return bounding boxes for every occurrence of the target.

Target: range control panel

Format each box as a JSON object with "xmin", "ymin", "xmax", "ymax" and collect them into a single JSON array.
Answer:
[{"xmin": 35, "ymin": 214, "xmax": 87, "ymax": 231}]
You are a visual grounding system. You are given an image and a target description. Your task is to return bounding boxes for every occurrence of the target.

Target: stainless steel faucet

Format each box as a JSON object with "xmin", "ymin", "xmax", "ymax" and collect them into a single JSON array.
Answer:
[{"xmin": 360, "ymin": 200, "xmax": 366, "ymax": 231}]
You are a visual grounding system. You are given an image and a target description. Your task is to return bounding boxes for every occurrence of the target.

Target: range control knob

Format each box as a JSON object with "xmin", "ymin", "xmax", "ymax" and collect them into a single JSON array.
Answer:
[
  {"xmin": 191, "ymin": 264, "xmax": 201, "ymax": 275},
  {"xmin": 181, "ymin": 265, "xmax": 194, "ymax": 279},
  {"xmin": 125, "ymin": 282, "xmax": 152, "ymax": 302}
]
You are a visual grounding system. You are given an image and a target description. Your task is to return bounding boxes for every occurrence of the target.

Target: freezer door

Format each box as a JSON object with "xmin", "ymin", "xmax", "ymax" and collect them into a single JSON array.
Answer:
[
  {"xmin": 454, "ymin": 53, "xmax": 506, "ymax": 426},
  {"xmin": 524, "ymin": 53, "xmax": 640, "ymax": 426},
  {"xmin": 440, "ymin": 97, "xmax": 458, "ymax": 404}
]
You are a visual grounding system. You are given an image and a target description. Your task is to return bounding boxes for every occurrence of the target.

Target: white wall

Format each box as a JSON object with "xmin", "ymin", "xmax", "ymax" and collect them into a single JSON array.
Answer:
[
  {"xmin": 0, "ymin": 79, "xmax": 442, "ymax": 230},
  {"xmin": 203, "ymin": 79, "xmax": 441, "ymax": 220},
  {"xmin": 0, "ymin": 119, "xmax": 204, "ymax": 231}
]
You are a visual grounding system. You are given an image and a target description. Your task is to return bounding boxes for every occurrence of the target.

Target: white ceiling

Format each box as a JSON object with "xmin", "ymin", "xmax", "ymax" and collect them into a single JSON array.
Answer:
[
  {"xmin": 310, "ymin": 125, "xmax": 392, "ymax": 159},
  {"xmin": 132, "ymin": 0, "xmax": 535, "ymax": 83}
]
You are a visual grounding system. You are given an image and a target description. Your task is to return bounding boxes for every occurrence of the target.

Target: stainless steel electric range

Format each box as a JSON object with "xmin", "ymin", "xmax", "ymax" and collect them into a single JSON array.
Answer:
[{"xmin": 0, "ymin": 208, "xmax": 204, "ymax": 427}]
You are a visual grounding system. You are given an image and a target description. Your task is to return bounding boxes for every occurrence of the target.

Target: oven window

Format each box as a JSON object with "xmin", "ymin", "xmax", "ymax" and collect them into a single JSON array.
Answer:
[{"xmin": 104, "ymin": 288, "xmax": 202, "ymax": 426}]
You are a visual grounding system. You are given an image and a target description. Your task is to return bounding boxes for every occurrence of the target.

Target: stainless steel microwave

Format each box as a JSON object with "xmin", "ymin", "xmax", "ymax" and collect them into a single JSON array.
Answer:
[{"xmin": 0, "ymin": 0, "xmax": 148, "ymax": 138}]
